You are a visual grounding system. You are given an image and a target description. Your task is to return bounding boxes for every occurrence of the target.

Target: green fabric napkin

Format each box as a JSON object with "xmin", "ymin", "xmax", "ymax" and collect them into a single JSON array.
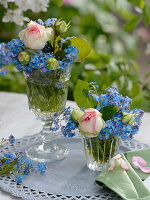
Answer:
[
  {"xmin": 95, "ymin": 148, "xmax": 150, "ymax": 200},
  {"xmin": 124, "ymin": 148, "xmax": 150, "ymax": 180}
]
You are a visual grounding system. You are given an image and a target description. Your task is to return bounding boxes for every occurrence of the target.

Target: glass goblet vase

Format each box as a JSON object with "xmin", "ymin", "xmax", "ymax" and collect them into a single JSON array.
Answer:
[{"xmin": 25, "ymin": 67, "xmax": 70, "ymax": 163}]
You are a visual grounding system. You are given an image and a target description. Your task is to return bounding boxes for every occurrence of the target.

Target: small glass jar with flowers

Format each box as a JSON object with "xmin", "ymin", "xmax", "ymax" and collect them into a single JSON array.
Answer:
[{"xmin": 61, "ymin": 80, "xmax": 144, "ymax": 171}]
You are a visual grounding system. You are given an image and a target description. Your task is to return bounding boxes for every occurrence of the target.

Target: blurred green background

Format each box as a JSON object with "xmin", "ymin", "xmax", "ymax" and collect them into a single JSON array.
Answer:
[{"xmin": 0, "ymin": 0, "xmax": 150, "ymax": 111}]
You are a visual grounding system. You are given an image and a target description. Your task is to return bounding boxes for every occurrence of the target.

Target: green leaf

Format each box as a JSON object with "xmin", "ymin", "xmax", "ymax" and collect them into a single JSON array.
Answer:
[
  {"xmin": 67, "ymin": 38, "xmax": 92, "ymax": 62},
  {"xmin": 0, "ymin": 160, "xmax": 16, "ymax": 176},
  {"xmin": 131, "ymin": 82, "xmax": 140, "ymax": 97},
  {"xmin": 124, "ymin": 16, "xmax": 140, "ymax": 32},
  {"xmin": 74, "ymin": 80, "xmax": 96, "ymax": 109},
  {"xmin": 131, "ymin": 94, "xmax": 149, "ymax": 111},
  {"xmin": 143, "ymin": 4, "xmax": 150, "ymax": 25},
  {"xmin": 100, "ymin": 105, "xmax": 119, "ymax": 121},
  {"xmin": 52, "ymin": 0, "xmax": 63, "ymax": 6},
  {"xmin": 128, "ymin": 0, "xmax": 144, "ymax": 9},
  {"xmin": 130, "ymin": 60, "xmax": 140, "ymax": 71}
]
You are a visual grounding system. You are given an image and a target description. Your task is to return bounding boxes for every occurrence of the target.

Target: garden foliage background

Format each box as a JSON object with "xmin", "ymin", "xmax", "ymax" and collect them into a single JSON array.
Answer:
[{"xmin": 0, "ymin": 0, "xmax": 150, "ymax": 111}]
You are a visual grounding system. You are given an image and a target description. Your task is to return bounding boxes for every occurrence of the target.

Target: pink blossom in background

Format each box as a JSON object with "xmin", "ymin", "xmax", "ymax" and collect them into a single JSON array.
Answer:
[
  {"xmin": 63, "ymin": 0, "xmax": 72, "ymax": 5},
  {"xmin": 136, "ymin": 27, "xmax": 150, "ymax": 42}
]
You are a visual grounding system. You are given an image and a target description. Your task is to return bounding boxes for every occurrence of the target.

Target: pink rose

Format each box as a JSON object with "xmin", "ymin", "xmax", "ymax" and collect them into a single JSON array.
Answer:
[
  {"xmin": 18, "ymin": 20, "xmax": 54, "ymax": 50},
  {"xmin": 79, "ymin": 108, "xmax": 105, "ymax": 138}
]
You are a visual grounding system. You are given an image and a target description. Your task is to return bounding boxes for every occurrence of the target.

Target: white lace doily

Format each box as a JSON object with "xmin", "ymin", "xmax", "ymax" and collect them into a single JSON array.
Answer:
[{"xmin": 0, "ymin": 134, "xmax": 148, "ymax": 200}]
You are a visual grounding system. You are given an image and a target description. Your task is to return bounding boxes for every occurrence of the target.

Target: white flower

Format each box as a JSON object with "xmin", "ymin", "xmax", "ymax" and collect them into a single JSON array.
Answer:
[
  {"xmin": 15, "ymin": 0, "xmax": 49, "ymax": 12},
  {"xmin": 18, "ymin": 20, "xmax": 54, "ymax": 50},
  {"xmin": 79, "ymin": 108, "xmax": 105, "ymax": 138},
  {"xmin": 0, "ymin": 0, "xmax": 51, "ymax": 25},
  {"xmin": 2, "ymin": 9, "xmax": 29, "ymax": 26},
  {"xmin": 0, "ymin": 0, "xmax": 8, "ymax": 8},
  {"xmin": 15, "ymin": 0, "xmax": 32, "ymax": 12},
  {"xmin": 32, "ymin": 0, "xmax": 49, "ymax": 12}
]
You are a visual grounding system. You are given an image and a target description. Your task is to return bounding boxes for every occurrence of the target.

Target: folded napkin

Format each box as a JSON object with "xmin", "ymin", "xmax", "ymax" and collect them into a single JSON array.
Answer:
[{"xmin": 95, "ymin": 148, "xmax": 150, "ymax": 200}]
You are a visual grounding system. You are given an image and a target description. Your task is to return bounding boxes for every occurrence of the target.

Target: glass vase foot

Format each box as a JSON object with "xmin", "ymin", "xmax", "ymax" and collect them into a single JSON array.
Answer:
[
  {"xmin": 26, "ymin": 143, "xmax": 69, "ymax": 163},
  {"xmin": 87, "ymin": 160, "xmax": 108, "ymax": 171}
]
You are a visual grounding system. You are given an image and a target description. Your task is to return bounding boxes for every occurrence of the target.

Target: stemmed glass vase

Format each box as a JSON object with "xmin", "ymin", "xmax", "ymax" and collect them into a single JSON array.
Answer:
[{"xmin": 25, "ymin": 66, "xmax": 70, "ymax": 162}]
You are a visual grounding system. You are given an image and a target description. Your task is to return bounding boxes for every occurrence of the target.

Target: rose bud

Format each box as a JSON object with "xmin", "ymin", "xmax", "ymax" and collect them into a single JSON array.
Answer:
[
  {"xmin": 18, "ymin": 51, "xmax": 30, "ymax": 65},
  {"xmin": 79, "ymin": 108, "xmax": 105, "ymax": 138},
  {"xmin": 46, "ymin": 57, "xmax": 60, "ymax": 70},
  {"xmin": 55, "ymin": 20, "xmax": 68, "ymax": 33},
  {"xmin": 18, "ymin": 20, "xmax": 54, "ymax": 50},
  {"xmin": 122, "ymin": 112, "xmax": 136, "ymax": 126},
  {"xmin": 71, "ymin": 109, "xmax": 84, "ymax": 123}
]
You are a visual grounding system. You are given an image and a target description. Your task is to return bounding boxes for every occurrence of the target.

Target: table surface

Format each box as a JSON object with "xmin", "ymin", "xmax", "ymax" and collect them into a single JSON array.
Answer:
[{"xmin": 0, "ymin": 92, "xmax": 150, "ymax": 200}]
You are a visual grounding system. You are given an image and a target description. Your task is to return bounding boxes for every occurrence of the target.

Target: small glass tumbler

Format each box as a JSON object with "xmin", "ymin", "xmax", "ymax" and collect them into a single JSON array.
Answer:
[{"xmin": 82, "ymin": 135, "xmax": 120, "ymax": 171}]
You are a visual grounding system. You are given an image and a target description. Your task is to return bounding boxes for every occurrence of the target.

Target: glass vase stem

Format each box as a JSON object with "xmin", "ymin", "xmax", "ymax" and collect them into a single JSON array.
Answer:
[{"xmin": 41, "ymin": 120, "xmax": 54, "ymax": 142}]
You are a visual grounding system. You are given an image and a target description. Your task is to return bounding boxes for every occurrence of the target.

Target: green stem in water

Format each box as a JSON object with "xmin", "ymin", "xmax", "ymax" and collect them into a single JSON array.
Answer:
[
  {"xmin": 85, "ymin": 135, "xmax": 119, "ymax": 163},
  {"xmin": 25, "ymin": 70, "xmax": 68, "ymax": 114}
]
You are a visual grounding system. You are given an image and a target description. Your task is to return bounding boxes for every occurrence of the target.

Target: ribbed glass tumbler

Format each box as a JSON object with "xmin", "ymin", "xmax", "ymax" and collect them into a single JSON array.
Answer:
[{"xmin": 82, "ymin": 135, "xmax": 120, "ymax": 171}]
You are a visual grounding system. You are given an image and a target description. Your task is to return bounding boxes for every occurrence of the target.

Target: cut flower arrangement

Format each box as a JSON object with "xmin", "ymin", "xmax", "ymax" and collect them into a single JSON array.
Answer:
[
  {"xmin": 0, "ymin": 18, "xmax": 91, "ymax": 163},
  {"xmin": 0, "ymin": 18, "xmax": 91, "ymax": 115},
  {"xmin": 61, "ymin": 80, "xmax": 144, "ymax": 171},
  {"xmin": 0, "ymin": 18, "xmax": 92, "ymax": 184},
  {"xmin": 0, "ymin": 18, "xmax": 91, "ymax": 74}
]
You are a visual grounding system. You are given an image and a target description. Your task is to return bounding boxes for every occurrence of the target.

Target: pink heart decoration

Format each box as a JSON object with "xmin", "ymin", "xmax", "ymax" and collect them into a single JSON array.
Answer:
[{"xmin": 132, "ymin": 156, "xmax": 150, "ymax": 173}]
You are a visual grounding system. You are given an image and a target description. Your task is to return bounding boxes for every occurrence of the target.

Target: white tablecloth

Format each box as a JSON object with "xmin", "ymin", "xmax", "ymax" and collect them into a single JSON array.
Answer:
[{"xmin": 0, "ymin": 92, "xmax": 150, "ymax": 200}]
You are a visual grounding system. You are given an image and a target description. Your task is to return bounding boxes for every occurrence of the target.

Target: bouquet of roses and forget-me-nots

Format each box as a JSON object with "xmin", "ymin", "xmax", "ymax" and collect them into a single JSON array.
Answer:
[
  {"xmin": 0, "ymin": 18, "xmax": 91, "ymax": 75},
  {"xmin": 0, "ymin": 18, "xmax": 91, "ymax": 183},
  {"xmin": 60, "ymin": 80, "xmax": 144, "ymax": 140}
]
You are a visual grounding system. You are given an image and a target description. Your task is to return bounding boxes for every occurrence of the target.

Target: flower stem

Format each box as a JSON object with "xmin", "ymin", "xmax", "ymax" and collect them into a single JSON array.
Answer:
[{"xmin": 85, "ymin": 135, "xmax": 119, "ymax": 163}]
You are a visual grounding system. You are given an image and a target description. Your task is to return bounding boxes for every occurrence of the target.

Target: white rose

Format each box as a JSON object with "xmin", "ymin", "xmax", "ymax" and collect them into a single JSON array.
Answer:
[
  {"xmin": 79, "ymin": 108, "xmax": 105, "ymax": 138},
  {"xmin": 18, "ymin": 20, "xmax": 54, "ymax": 50}
]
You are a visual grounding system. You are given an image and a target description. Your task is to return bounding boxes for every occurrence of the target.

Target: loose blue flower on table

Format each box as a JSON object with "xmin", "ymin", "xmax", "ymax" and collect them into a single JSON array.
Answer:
[
  {"xmin": 9, "ymin": 135, "xmax": 15, "ymax": 144},
  {"xmin": 0, "ymin": 136, "xmax": 47, "ymax": 184}
]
